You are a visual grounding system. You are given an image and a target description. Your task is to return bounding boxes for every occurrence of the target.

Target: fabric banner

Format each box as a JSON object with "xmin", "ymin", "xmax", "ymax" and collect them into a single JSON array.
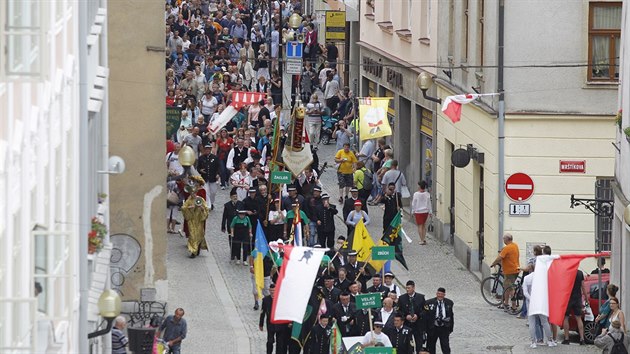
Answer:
[
  {"xmin": 253, "ymin": 223, "xmax": 269, "ymax": 298},
  {"xmin": 352, "ymin": 219, "xmax": 384, "ymax": 273},
  {"xmin": 282, "ymin": 125, "xmax": 313, "ymax": 176},
  {"xmin": 231, "ymin": 91, "xmax": 267, "ymax": 109},
  {"xmin": 358, "ymin": 98, "xmax": 393, "ymax": 140},
  {"xmin": 381, "ymin": 211, "xmax": 409, "ymax": 270},
  {"xmin": 208, "ymin": 105, "xmax": 239, "ymax": 133},
  {"xmin": 529, "ymin": 253, "xmax": 606, "ymax": 326},
  {"xmin": 271, "ymin": 246, "xmax": 327, "ymax": 324}
]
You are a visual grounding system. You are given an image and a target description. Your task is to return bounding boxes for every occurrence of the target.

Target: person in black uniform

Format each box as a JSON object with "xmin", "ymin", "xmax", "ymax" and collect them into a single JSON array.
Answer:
[
  {"xmin": 398, "ymin": 280, "xmax": 426, "ymax": 353},
  {"xmin": 344, "ymin": 251, "xmax": 371, "ymax": 290},
  {"xmin": 353, "ymin": 308, "xmax": 374, "ymax": 337},
  {"xmin": 335, "ymin": 267, "xmax": 351, "ymax": 293},
  {"xmin": 259, "ymin": 284, "xmax": 288, "ymax": 354},
  {"xmin": 197, "ymin": 144, "xmax": 221, "ymax": 210},
  {"xmin": 321, "ymin": 275, "xmax": 341, "ymax": 303},
  {"xmin": 228, "ymin": 209, "xmax": 253, "ymax": 265},
  {"xmin": 281, "ymin": 185, "xmax": 306, "ymax": 211},
  {"xmin": 244, "ymin": 187, "xmax": 260, "ymax": 231},
  {"xmin": 314, "ymin": 193, "xmax": 337, "ymax": 248},
  {"xmin": 222, "ymin": 189, "xmax": 244, "ymax": 259},
  {"xmin": 424, "ymin": 287, "xmax": 454, "ymax": 354},
  {"xmin": 382, "ymin": 182, "xmax": 402, "ymax": 231},
  {"xmin": 384, "ymin": 313, "xmax": 415, "ymax": 354},
  {"xmin": 366, "ymin": 274, "xmax": 390, "ymax": 301},
  {"xmin": 332, "ymin": 292, "xmax": 355, "ymax": 337},
  {"xmin": 307, "ymin": 315, "xmax": 332, "ymax": 354}
]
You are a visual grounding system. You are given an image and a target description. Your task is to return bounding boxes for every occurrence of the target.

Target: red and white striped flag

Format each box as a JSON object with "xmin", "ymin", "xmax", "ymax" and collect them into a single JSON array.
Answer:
[
  {"xmin": 441, "ymin": 94, "xmax": 480, "ymax": 123},
  {"xmin": 529, "ymin": 253, "xmax": 606, "ymax": 326},
  {"xmin": 271, "ymin": 246, "xmax": 327, "ymax": 324}
]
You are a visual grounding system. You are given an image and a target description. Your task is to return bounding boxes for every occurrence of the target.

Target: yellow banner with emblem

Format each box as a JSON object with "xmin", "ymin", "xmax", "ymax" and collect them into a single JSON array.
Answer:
[{"xmin": 358, "ymin": 97, "xmax": 393, "ymax": 141}]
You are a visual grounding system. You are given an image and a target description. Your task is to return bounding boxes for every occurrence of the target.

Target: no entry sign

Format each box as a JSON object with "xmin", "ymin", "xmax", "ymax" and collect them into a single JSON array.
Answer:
[{"xmin": 505, "ymin": 173, "xmax": 534, "ymax": 201}]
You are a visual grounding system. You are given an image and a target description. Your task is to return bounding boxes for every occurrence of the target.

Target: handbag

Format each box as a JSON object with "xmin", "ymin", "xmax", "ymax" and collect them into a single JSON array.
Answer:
[
  {"xmin": 167, "ymin": 190, "xmax": 181, "ymax": 206},
  {"xmin": 401, "ymin": 185, "xmax": 411, "ymax": 199}
]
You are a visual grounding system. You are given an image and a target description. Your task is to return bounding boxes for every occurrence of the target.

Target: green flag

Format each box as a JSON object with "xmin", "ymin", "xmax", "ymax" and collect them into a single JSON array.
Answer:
[
  {"xmin": 330, "ymin": 321, "xmax": 344, "ymax": 354},
  {"xmin": 380, "ymin": 211, "xmax": 409, "ymax": 270}
]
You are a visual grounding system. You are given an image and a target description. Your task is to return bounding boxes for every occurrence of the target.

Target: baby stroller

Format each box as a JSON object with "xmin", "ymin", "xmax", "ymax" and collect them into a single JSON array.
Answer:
[{"xmin": 319, "ymin": 108, "xmax": 339, "ymax": 145}]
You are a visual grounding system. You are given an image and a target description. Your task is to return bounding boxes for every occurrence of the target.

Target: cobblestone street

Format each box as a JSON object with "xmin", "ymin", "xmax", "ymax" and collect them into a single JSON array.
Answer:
[{"xmin": 166, "ymin": 143, "xmax": 598, "ymax": 353}]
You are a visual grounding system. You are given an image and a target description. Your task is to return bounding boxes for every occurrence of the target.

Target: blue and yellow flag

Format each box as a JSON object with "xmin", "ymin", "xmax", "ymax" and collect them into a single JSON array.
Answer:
[{"xmin": 253, "ymin": 223, "xmax": 269, "ymax": 298}]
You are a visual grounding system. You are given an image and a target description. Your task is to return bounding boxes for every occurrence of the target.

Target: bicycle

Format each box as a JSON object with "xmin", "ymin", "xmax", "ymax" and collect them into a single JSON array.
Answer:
[{"xmin": 480, "ymin": 265, "xmax": 525, "ymax": 314}]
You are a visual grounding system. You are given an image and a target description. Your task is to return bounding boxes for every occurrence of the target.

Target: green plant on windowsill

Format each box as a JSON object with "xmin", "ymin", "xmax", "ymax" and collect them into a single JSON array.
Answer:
[{"xmin": 624, "ymin": 126, "xmax": 630, "ymax": 143}]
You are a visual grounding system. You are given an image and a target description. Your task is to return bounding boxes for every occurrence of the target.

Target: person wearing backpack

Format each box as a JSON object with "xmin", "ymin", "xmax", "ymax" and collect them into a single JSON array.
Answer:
[
  {"xmin": 353, "ymin": 161, "xmax": 373, "ymax": 202},
  {"xmin": 595, "ymin": 319, "xmax": 630, "ymax": 354}
]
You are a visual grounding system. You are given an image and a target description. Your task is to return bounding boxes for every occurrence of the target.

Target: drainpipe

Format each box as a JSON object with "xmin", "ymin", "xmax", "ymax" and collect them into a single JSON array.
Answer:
[
  {"xmin": 497, "ymin": 0, "xmax": 505, "ymax": 250},
  {"xmin": 78, "ymin": 0, "xmax": 89, "ymax": 352},
  {"xmin": 99, "ymin": 0, "xmax": 112, "ymax": 352}
]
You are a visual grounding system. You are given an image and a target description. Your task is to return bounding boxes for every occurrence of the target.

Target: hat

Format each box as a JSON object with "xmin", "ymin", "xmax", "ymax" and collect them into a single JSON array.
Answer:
[
  {"xmin": 437, "ymin": 287, "xmax": 446, "ymax": 293},
  {"xmin": 313, "ymin": 186, "xmax": 322, "ymax": 192},
  {"xmin": 323, "ymin": 275, "xmax": 334, "ymax": 281},
  {"xmin": 248, "ymin": 187, "xmax": 257, "ymax": 193},
  {"xmin": 373, "ymin": 321, "xmax": 383, "ymax": 326},
  {"xmin": 204, "ymin": 144, "xmax": 212, "ymax": 148},
  {"xmin": 274, "ymin": 198, "xmax": 281, "ymax": 202},
  {"xmin": 237, "ymin": 209, "xmax": 247, "ymax": 214},
  {"xmin": 348, "ymin": 251, "xmax": 358, "ymax": 257},
  {"xmin": 354, "ymin": 200, "xmax": 362, "ymax": 207},
  {"xmin": 350, "ymin": 187, "xmax": 358, "ymax": 192},
  {"xmin": 287, "ymin": 185, "xmax": 297, "ymax": 191},
  {"xmin": 384, "ymin": 272, "xmax": 395, "ymax": 278},
  {"xmin": 230, "ymin": 188, "xmax": 238, "ymax": 196},
  {"xmin": 269, "ymin": 283, "xmax": 276, "ymax": 289},
  {"xmin": 321, "ymin": 193, "xmax": 330, "ymax": 199},
  {"xmin": 280, "ymin": 126, "xmax": 286, "ymax": 130},
  {"xmin": 337, "ymin": 235, "xmax": 346, "ymax": 241}
]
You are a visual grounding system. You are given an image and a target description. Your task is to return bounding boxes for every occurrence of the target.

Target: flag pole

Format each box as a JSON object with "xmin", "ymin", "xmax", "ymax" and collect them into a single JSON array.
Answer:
[{"xmin": 354, "ymin": 251, "xmax": 373, "ymax": 283}]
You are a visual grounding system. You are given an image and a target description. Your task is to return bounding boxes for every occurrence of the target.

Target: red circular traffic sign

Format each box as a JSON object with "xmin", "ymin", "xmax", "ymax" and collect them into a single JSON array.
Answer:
[{"xmin": 505, "ymin": 173, "xmax": 534, "ymax": 201}]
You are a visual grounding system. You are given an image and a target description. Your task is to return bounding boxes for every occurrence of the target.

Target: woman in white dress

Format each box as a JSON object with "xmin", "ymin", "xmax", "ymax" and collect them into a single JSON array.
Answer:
[
  {"xmin": 230, "ymin": 162, "xmax": 252, "ymax": 201},
  {"xmin": 411, "ymin": 180, "xmax": 432, "ymax": 245},
  {"xmin": 270, "ymin": 25, "xmax": 279, "ymax": 70}
]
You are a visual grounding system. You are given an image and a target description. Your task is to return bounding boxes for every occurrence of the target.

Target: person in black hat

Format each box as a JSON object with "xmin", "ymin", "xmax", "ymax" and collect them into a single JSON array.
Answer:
[
  {"xmin": 322, "ymin": 275, "xmax": 342, "ymax": 303},
  {"xmin": 305, "ymin": 185, "xmax": 323, "ymax": 246},
  {"xmin": 314, "ymin": 193, "xmax": 338, "ymax": 249},
  {"xmin": 424, "ymin": 287, "xmax": 453, "ymax": 354},
  {"xmin": 382, "ymin": 182, "xmax": 403, "ymax": 232},
  {"xmin": 345, "ymin": 251, "xmax": 371, "ymax": 291},
  {"xmin": 222, "ymin": 189, "xmax": 244, "ymax": 259},
  {"xmin": 281, "ymin": 184, "xmax": 305, "ymax": 211},
  {"xmin": 367, "ymin": 274, "xmax": 390, "ymax": 301},
  {"xmin": 197, "ymin": 143, "xmax": 221, "ymax": 209},
  {"xmin": 398, "ymin": 280, "xmax": 426, "ymax": 352},
  {"xmin": 244, "ymin": 187, "xmax": 260, "ymax": 233},
  {"xmin": 297, "ymin": 168, "xmax": 320, "ymax": 199},
  {"xmin": 332, "ymin": 292, "xmax": 356, "ymax": 336},
  {"xmin": 229, "ymin": 209, "xmax": 253, "ymax": 265}
]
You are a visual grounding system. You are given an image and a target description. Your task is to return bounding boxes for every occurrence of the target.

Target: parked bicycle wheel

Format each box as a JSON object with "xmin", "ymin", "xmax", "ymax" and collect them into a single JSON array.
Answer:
[{"xmin": 481, "ymin": 276, "xmax": 504, "ymax": 306}]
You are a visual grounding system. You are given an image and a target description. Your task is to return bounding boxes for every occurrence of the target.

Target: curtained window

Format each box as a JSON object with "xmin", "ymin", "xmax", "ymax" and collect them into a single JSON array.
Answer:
[{"xmin": 588, "ymin": 2, "xmax": 621, "ymax": 81}]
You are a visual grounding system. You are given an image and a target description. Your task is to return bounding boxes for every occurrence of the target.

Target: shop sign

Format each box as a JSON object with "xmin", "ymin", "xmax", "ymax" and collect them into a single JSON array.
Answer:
[
  {"xmin": 559, "ymin": 160, "xmax": 585, "ymax": 173},
  {"xmin": 420, "ymin": 108, "xmax": 433, "ymax": 137},
  {"xmin": 325, "ymin": 11, "xmax": 346, "ymax": 41}
]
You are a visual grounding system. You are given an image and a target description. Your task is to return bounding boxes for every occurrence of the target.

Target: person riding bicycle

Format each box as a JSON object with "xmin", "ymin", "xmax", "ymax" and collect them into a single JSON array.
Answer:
[{"xmin": 490, "ymin": 233, "xmax": 520, "ymax": 313}]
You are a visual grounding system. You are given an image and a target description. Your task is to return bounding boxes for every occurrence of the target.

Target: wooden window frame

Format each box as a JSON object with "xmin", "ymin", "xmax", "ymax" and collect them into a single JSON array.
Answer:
[{"xmin": 587, "ymin": 2, "xmax": 621, "ymax": 82}]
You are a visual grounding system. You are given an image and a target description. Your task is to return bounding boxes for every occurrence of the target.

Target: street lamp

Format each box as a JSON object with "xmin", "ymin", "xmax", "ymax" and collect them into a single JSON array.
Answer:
[
  {"xmin": 417, "ymin": 72, "xmax": 442, "ymax": 104},
  {"xmin": 179, "ymin": 145, "xmax": 196, "ymax": 168},
  {"xmin": 88, "ymin": 289, "xmax": 122, "ymax": 339}
]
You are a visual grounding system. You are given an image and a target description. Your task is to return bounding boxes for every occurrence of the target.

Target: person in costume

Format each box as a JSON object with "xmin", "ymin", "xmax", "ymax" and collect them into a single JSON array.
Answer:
[{"xmin": 181, "ymin": 175, "xmax": 210, "ymax": 258}]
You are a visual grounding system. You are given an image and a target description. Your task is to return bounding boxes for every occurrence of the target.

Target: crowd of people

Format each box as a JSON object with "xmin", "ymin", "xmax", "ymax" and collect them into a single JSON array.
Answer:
[{"xmin": 492, "ymin": 236, "xmax": 629, "ymax": 352}]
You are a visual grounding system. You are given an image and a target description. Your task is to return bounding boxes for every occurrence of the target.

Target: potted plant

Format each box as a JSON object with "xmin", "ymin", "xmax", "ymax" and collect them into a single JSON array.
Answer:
[
  {"xmin": 88, "ymin": 217, "xmax": 106, "ymax": 254},
  {"xmin": 615, "ymin": 109, "xmax": 622, "ymax": 130},
  {"xmin": 624, "ymin": 127, "xmax": 630, "ymax": 143}
]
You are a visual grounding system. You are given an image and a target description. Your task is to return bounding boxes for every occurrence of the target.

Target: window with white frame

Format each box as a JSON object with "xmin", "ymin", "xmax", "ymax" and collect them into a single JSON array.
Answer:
[
  {"xmin": 588, "ymin": 2, "xmax": 621, "ymax": 81},
  {"xmin": 3, "ymin": 0, "xmax": 45, "ymax": 76}
]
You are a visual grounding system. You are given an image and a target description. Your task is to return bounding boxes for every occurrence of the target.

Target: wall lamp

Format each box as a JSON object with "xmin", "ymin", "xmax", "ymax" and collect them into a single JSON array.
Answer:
[
  {"xmin": 417, "ymin": 72, "xmax": 442, "ymax": 104},
  {"xmin": 88, "ymin": 289, "xmax": 121, "ymax": 339}
]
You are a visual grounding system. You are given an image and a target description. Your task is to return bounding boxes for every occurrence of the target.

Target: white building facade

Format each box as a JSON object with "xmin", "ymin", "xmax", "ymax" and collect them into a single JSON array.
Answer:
[
  {"xmin": 0, "ymin": 0, "xmax": 112, "ymax": 352},
  {"xmin": 433, "ymin": 0, "xmax": 618, "ymax": 274}
]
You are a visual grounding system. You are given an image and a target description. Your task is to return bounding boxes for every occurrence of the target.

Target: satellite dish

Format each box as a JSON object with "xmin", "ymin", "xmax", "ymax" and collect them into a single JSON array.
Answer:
[{"xmin": 451, "ymin": 148, "xmax": 470, "ymax": 168}]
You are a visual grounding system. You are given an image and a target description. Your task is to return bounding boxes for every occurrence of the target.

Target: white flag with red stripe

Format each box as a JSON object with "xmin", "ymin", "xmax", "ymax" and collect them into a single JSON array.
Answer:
[
  {"xmin": 529, "ymin": 253, "xmax": 607, "ymax": 326},
  {"xmin": 271, "ymin": 246, "xmax": 327, "ymax": 324},
  {"xmin": 441, "ymin": 94, "xmax": 480, "ymax": 123}
]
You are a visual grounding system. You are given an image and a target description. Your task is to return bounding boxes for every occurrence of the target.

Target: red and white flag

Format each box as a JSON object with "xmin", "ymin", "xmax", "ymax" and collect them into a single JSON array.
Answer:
[
  {"xmin": 441, "ymin": 94, "xmax": 479, "ymax": 123},
  {"xmin": 528, "ymin": 253, "xmax": 605, "ymax": 326},
  {"xmin": 271, "ymin": 246, "xmax": 327, "ymax": 324}
]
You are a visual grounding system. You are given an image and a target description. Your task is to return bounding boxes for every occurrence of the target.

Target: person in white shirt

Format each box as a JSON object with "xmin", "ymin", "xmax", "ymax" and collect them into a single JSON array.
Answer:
[
  {"xmin": 379, "ymin": 298, "xmax": 396, "ymax": 329},
  {"xmin": 522, "ymin": 264, "xmax": 557, "ymax": 348},
  {"xmin": 383, "ymin": 272, "xmax": 401, "ymax": 296},
  {"xmin": 361, "ymin": 321, "xmax": 392, "ymax": 348},
  {"xmin": 411, "ymin": 180, "xmax": 432, "ymax": 245}
]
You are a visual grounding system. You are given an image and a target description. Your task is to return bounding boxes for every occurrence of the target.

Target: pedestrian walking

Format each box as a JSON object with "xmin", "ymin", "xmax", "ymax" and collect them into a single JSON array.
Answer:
[
  {"xmin": 229, "ymin": 209, "xmax": 253, "ymax": 265},
  {"xmin": 156, "ymin": 308, "xmax": 187, "ymax": 354},
  {"xmin": 314, "ymin": 193, "xmax": 337, "ymax": 248},
  {"xmin": 197, "ymin": 144, "xmax": 220, "ymax": 209},
  {"xmin": 335, "ymin": 142, "xmax": 357, "ymax": 203},
  {"xmin": 522, "ymin": 264, "xmax": 557, "ymax": 348},
  {"xmin": 384, "ymin": 313, "xmax": 415, "ymax": 354},
  {"xmin": 111, "ymin": 316, "xmax": 129, "ymax": 354},
  {"xmin": 259, "ymin": 284, "xmax": 289, "ymax": 354},
  {"xmin": 424, "ymin": 287, "xmax": 454, "ymax": 354},
  {"xmin": 345, "ymin": 200, "xmax": 370, "ymax": 234},
  {"xmin": 398, "ymin": 281, "xmax": 426, "ymax": 352},
  {"xmin": 411, "ymin": 181, "xmax": 432, "ymax": 245}
]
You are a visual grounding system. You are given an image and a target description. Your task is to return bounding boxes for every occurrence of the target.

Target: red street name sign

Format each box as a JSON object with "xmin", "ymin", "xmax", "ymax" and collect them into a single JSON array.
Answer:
[{"xmin": 559, "ymin": 160, "xmax": 586, "ymax": 173}]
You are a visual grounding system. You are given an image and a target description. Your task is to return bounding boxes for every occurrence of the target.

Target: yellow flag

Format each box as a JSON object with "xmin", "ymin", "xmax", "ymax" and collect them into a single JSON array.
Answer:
[
  {"xmin": 358, "ymin": 98, "xmax": 393, "ymax": 141},
  {"xmin": 352, "ymin": 219, "xmax": 384, "ymax": 272}
]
